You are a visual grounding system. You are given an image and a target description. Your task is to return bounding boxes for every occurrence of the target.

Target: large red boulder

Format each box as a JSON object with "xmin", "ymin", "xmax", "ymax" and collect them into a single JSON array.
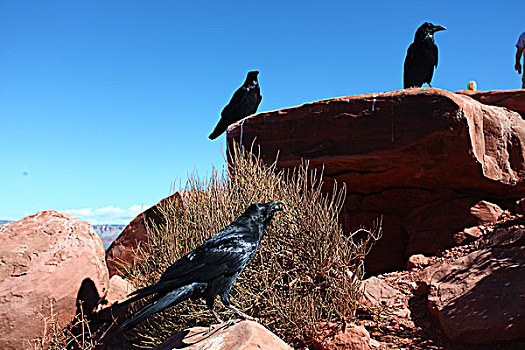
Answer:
[
  {"xmin": 0, "ymin": 211, "xmax": 109, "ymax": 350},
  {"xmin": 227, "ymin": 88, "xmax": 525, "ymax": 273},
  {"xmin": 428, "ymin": 246, "xmax": 525, "ymax": 344},
  {"xmin": 455, "ymin": 89, "xmax": 525, "ymax": 117},
  {"xmin": 106, "ymin": 191, "xmax": 189, "ymax": 277}
]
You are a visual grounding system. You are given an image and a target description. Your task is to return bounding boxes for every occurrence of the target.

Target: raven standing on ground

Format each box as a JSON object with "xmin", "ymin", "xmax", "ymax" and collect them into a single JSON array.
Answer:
[
  {"xmin": 209, "ymin": 71, "xmax": 262, "ymax": 140},
  {"xmin": 119, "ymin": 201, "xmax": 283, "ymax": 330},
  {"xmin": 403, "ymin": 22, "xmax": 447, "ymax": 88}
]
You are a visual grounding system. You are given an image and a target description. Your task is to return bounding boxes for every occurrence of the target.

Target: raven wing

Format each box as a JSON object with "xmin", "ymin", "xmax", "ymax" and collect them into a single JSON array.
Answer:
[
  {"xmin": 421, "ymin": 39, "xmax": 438, "ymax": 83},
  {"xmin": 403, "ymin": 43, "xmax": 416, "ymax": 88},
  {"xmin": 209, "ymin": 83, "xmax": 261, "ymax": 140},
  {"xmin": 121, "ymin": 230, "xmax": 255, "ymax": 303},
  {"xmin": 159, "ymin": 228, "xmax": 257, "ymax": 286},
  {"xmin": 430, "ymin": 41, "xmax": 438, "ymax": 67},
  {"xmin": 221, "ymin": 86, "xmax": 261, "ymax": 123},
  {"xmin": 209, "ymin": 86, "xmax": 257, "ymax": 139}
]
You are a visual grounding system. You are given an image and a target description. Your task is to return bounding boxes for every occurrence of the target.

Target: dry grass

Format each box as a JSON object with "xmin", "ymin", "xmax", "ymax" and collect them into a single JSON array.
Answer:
[
  {"xmin": 27, "ymin": 301, "xmax": 113, "ymax": 350},
  {"xmin": 126, "ymin": 144, "xmax": 381, "ymax": 347}
]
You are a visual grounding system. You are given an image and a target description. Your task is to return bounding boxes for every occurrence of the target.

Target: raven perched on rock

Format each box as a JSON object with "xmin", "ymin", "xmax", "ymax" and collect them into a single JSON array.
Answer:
[
  {"xmin": 119, "ymin": 201, "xmax": 283, "ymax": 330},
  {"xmin": 403, "ymin": 22, "xmax": 447, "ymax": 88},
  {"xmin": 209, "ymin": 71, "xmax": 262, "ymax": 140}
]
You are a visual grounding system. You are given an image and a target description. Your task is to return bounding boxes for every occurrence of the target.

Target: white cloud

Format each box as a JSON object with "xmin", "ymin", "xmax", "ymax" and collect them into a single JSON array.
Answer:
[{"xmin": 64, "ymin": 204, "xmax": 152, "ymax": 225}]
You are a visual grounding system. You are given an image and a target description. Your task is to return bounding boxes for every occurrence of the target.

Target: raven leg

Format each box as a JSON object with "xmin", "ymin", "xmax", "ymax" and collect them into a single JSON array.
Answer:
[
  {"xmin": 220, "ymin": 294, "xmax": 256, "ymax": 321},
  {"xmin": 206, "ymin": 298, "xmax": 223, "ymax": 323},
  {"xmin": 226, "ymin": 304, "xmax": 256, "ymax": 321}
]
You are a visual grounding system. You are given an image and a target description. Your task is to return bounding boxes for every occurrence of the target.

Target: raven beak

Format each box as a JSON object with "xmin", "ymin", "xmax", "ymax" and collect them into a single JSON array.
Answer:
[
  {"xmin": 269, "ymin": 201, "xmax": 284, "ymax": 212},
  {"xmin": 433, "ymin": 25, "xmax": 447, "ymax": 32}
]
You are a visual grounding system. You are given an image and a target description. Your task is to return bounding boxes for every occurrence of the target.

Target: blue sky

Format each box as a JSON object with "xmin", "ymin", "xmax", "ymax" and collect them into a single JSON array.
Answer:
[{"xmin": 1, "ymin": 1, "xmax": 523, "ymax": 224}]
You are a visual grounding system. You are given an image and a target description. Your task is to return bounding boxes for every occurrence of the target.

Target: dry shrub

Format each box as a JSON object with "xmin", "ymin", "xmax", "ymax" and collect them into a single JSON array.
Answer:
[
  {"xmin": 27, "ymin": 301, "xmax": 112, "ymax": 350},
  {"xmin": 127, "ymin": 144, "xmax": 381, "ymax": 347}
]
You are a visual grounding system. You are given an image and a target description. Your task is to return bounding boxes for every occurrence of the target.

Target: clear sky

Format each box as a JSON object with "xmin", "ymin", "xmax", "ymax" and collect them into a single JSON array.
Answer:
[{"xmin": 1, "ymin": 0, "xmax": 523, "ymax": 224}]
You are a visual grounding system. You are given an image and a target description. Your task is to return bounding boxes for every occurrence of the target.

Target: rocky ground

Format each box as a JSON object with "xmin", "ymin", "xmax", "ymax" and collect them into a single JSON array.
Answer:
[
  {"xmin": 359, "ymin": 213, "xmax": 525, "ymax": 350},
  {"xmin": 364, "ymin": 249, "xmax": 524, "ymax": 349}
]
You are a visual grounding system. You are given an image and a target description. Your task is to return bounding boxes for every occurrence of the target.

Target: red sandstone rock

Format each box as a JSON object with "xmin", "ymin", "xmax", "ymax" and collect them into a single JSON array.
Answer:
[
  {"xmin": 515, "ymin": 197, "xmax": 525, "ymax": 215},
  {"xmin": 228, "ymin": 88, "xmax": 525, "ymax": 197},
  {"xmin": 106, "ymin": 191, "xmax": 190, "ymax": 277},
  {"xmin": 94, "ymin": 275, "xmax": 133, "ymax": 323},
  {"xmin": 153, "ymin": 320, "xmax": 291, "ymax": 350},
  {"xmin": 104, "ymin": 275, "xmax": 133, "ymax": 307},
  {"xmin": 479, "ymin": 226, "xmax": 525, "ymax": 249},
  {"xmin": 428, "ymin": 247, "xmax": 525, "ymax": 344},
  {"xmin": 407, "ymin": 254, "xmax": 429, "ymax": 269},
  {"xmin": 314, "ymin": 323, "xmax": 373, "ymax": 350},
  {"xmin": 0, "ymin": 211, "xmax": 109, "ymax": 350},
  {"xmin": 227, "ymin": 88, "xmax": 525, "ymax": 273},
  {"xmin": 455, "ymin": 89, "xmax": 525, "ymax": 117},
  {"xmin": 361, "ymin": 276, "xmax": 404, "ymax": 306},
  {"xmin": 462, "ymin": 226, "xmax": 485, "ymax": 239},
  {"xmin": 469, "ymin": 200, "xmax": 503, "ymax": 223}
]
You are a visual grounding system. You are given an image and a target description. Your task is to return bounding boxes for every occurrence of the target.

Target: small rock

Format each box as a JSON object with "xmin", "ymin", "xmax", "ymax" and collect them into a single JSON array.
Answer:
[
  {"xmin": 393, "ymin": 308, "xmax": 411, "ymax": 318},
  {"xmin": 94, "ymin": 275, "xmax": 134, "ymax": 320},
  {"xmin": 369, "ymin": 338, "xmax": 381, "ymax": 348},
  {"xmin": 470, "ymin": 200, "xmax": 503, "ymax": 223},
  {"xmin": 515, "ymin": 198, "xmax": 525, "ymax": 215},
  {"xmin": 361, "ymin": 277, "xmax": 404, "ymax": 306},
  {"xmin": 104, "ymin": 275, "xmax": 133, "ymax": 306},
  {"xmin": 407, "ymin": 254, "xmax": 429, "ymax": 269},
  {"xmin": 315, "ymin": 323, "xmax": 372, "ymax": 350},
  {"xmin": 463, "ymin": 226, "xmax": 484, "ymax": 239}
]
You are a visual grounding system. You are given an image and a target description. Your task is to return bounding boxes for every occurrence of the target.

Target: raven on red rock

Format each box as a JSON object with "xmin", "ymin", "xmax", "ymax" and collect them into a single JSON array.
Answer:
[
  {"xmin": 404, "ymin": 22, "xmax": 447, "ymax": 88},
  {"xmin": 118, "ymin": 201, "xmax": 283, "ymax": 330},
  {"xmin": 209, "ymin": 71, "xmax": 262, "ymax": 140}
]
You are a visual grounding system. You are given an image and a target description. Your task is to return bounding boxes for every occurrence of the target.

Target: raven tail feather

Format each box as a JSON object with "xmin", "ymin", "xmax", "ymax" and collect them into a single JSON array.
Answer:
[{"xmin": 120, "ymin": 284, "xmax": 195, "ymax": 331}]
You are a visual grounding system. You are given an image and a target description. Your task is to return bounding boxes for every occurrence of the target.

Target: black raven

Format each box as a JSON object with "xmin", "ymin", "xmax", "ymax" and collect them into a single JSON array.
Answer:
[
  {"xmin": 209, "ymin": 71, "xmax": 262, "ymax": 140},
  {"xmin": 403, "ymin": 22, "xmax": 447, "ymax": 88},
  {"xmin": 119, "ymin": 201, "xmax": 283, "ymax": 330}
]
